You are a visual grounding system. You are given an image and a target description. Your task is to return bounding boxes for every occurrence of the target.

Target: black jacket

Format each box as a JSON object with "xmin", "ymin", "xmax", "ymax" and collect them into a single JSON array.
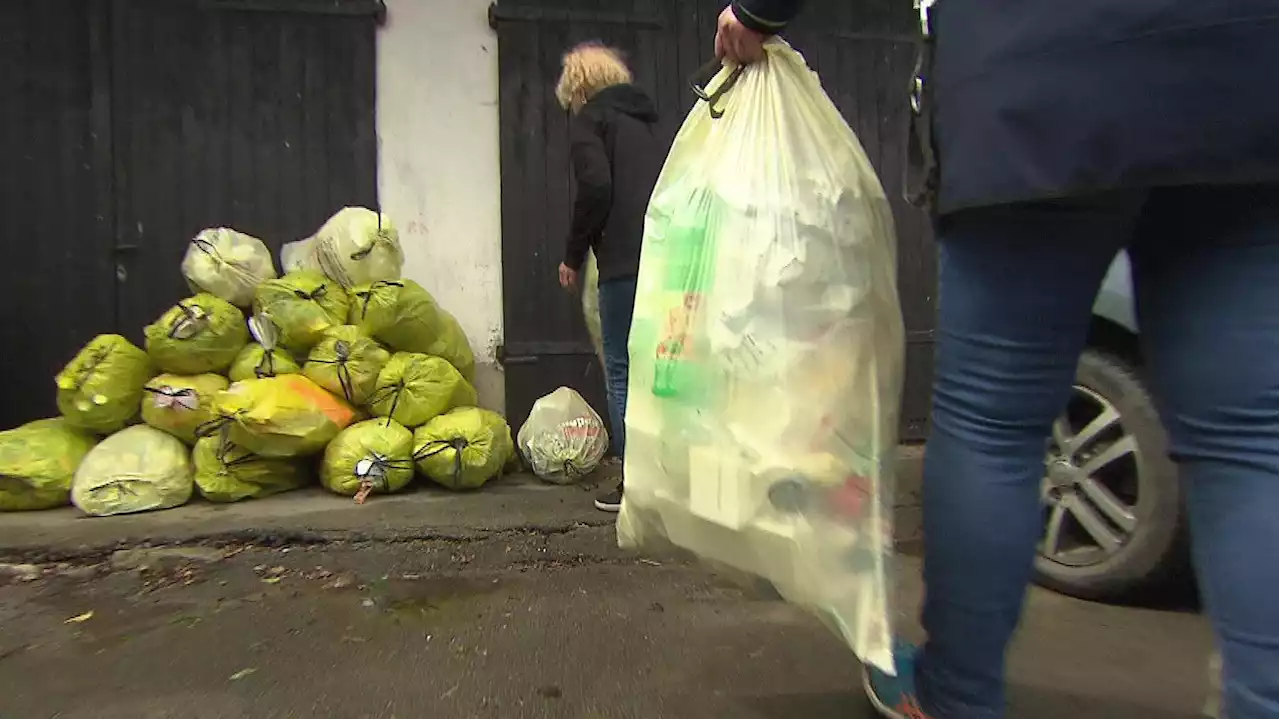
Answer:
[
  {"xmin": 733, "ymin": 0, "xmax": 1278, "ymax": 215},
  {"xmin": 564, "ymin": 84, "xmax": 662, "ymax": 281}
]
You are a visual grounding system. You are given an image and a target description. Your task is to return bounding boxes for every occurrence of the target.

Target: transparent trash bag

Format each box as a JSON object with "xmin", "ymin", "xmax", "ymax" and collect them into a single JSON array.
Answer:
[
  {"xmin": 615, "ymin": 42, "xmax": 905, "ymax": 673},
  {"xmin": 516, "ymin": 387, "xmax": 608, "ymax": 485},
  {"xmin": 181, "ymin": 228, "xmax": 278, "ymax": 307},
  {"xmin": 310, "ymin": 207, "xmax": 404, "ymax": 289}
]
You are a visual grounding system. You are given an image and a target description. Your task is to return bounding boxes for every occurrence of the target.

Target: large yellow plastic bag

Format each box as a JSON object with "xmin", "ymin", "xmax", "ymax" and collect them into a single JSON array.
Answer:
[
  {"xmin": 144, "ymin": 293, "xmax": 249, "ymax": 374},
  {"xmin": 310, "ymin": 207, "xmax": 403, "ymax": 288},
  {"xmin": 56, "ymin": 334, "xmax": 154, "ymax": 433},
  {"xmin": 615, "ymin": 43, "xmax": 904, "ymax": 674},
  {"xmin": 516, "ymin": 387, "xmax": 608, "ymax": 484},
  {"xmin": 368, "ymin": 352, "xmax": 477, "ymax": 429},
  {"xmin": 228, "ymin": 314, "xmax": 301, "ymax": 382},
  {"xmin": 192, "ymin": 434, "xmax": 308, "ymax": 502},
  {"xmin": 0, "ymin": 419, "xmax": 98, "ymax": 511},
  {"xmin": 140, "ymin": 373, "xmax": 229, "ymax": 444},
  {"xmin": 303, "ymin": 325, "xmax": 390, "ymax": 406},
  {"xmin": 320, "ymin": 418, "xmax": 414, "ymax": 502},
  {"xmin": 253, "ymin": 271, "xmax": 351, "ymax": 355},
  {"xmin": 280, "ymin": 237, "xmax": 322, "ymax": 274},
  {"xmin": 181, "ymin": 228, "xmax": 278, "ymax": 307},
  {"xmin": 348, "ymin": 280, "xmax": 476, "ymax": 381},
  {"xmin": 413, "ymin": 408, "xmax": 513, "ymax": 490},
  {"xmin": 209, "ymin": 375, "xmax": 357, "ymax": 458},
  {"xmin": 581, "ymin": 249, "xmax": 604, "ymax": 364},
  {"xmin": 71, "ymin": 425, "xmax": 194, "ymax": 516}
]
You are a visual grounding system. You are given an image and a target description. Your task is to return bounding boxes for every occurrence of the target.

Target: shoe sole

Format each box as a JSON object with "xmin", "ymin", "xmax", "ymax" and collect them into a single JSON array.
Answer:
[
  {"xmin": 593, "ymin": 500, "xmax": 621, "ymax": 513},
  {"xmin": 862, "ymin": 666, "xmax": 905, "ymax": 719}
]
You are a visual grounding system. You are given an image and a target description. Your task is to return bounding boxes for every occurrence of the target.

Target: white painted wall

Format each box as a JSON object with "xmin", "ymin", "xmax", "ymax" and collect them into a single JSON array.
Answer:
[{"xmin": 375, "ymin": 0, "xmax": 505, "ymax": 411}]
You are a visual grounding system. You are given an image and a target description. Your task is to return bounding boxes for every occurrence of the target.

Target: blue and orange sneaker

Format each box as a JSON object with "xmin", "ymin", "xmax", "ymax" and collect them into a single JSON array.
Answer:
[{"xmin": 862, "ymin": 641, "xmax": 937, "ymax": 719}]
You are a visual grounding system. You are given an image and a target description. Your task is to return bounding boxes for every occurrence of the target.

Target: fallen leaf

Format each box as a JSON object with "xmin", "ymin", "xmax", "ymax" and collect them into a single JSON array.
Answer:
[
  {"xmin": 64, "ymin": 611, "xmax": 94, "ymax": 624},
  {"xmin": 261, "ymin": 577, "xmax": 282, "ymax": 585},
  {"xmin": 229, "ymin": 667, "xmax": 257, "ymax": 681}
]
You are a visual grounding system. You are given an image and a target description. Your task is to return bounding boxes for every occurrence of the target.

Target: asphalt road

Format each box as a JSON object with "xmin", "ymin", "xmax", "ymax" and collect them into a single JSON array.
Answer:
[{"xmin": 0, "ymin": 526, "xmax": 1213, "ymax": 719}]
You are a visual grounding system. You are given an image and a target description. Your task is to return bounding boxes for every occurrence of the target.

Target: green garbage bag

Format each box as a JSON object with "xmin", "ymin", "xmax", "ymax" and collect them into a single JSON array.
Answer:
[
  {"xmin": 582, "ymin": 249, "xmax": 604, "ymax": 365},
  {"xmin": 253, "ymin": 271, "xmax": 350, "ymax": 355},
  {"xmin": 56, "ymin": 334, "xmax": 154, "ymax": 434},
  {"xmin": 412, "ymin": 408, "xmax": 513, "ymax": 490},
  {"xmin": 72, "ymin": 425, "xmax": 193, "ymax": 516},
  {"xmin": 181, "ymin": 228, "xmax": 278, "ymax": 307},
  {"xmin": 302, "ymin": 325, "xmax": 390, "ymax": 406},
  {"xmin": 228, "ymin": 313, "xmax": 300, "ymax": 382},
  {"xmin": 208, "ymin": 375, "xmax": 358, "ymax": 458},
  {"xmin": 144, "ymin": 293, "xmax": 249, "ymax": 374},
  {"xmin": 192, "ymin": 434, "xmax": 309, "ymax": 502},
  {"xmin": 348, "ymin": 280, "xmax": 476, "ymax": 381},
  {"xmin": 368, "ymin": 352, "xmax": 477, "ymax": 429},
  {"xmin": 0, "ymin": 418, "xmax": 98, "ymax": 511},
  {"xmin": 311, "ymin": 207, "xmax": 404, "ymax": 288},
  {"xmin": 140, "ymin": 373, "xmax": 229, "ymax": 445},
  {"xmin": 320, "ymin": 418, "xmax": 414, "ymax": 501}
]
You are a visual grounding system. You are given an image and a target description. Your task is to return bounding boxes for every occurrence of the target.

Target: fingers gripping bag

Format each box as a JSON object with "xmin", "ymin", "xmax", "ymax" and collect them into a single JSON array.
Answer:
[
  {"xmin": 207, "ymin": 375, "xmax": 357, "ymax": 458},
  {"xmin": 615, "ymin": 43, "xmax": 905, "ymax": 673},
  {"xmin": 348, "ymin": 280, "xmax": 476, "ymax": 381},
  {"xmin": 192, "ymin": 434, "xmax": 309, "ymax": 502},
  {"xmin": 321, "ymin": 418, "xmax": 415, "ymax": 503},
  {"xmin": 229, "ymin": 315, "xmax": 301, "ymax": 382},
  {"xmin": 252, "ymin": 271, "xmax": 351, "ymax": 356},
  {"xmin": 413, "ymin": 408, "xmax": 514, "ymax": 491},
  {"xmin": 517, "ymin": 387, "xmax": 609, "ymax": 485},
  {"xmin": 368, "ymin": 352, "xmax": 477, "ymax": 429},
  {"xmin": 181, "ymin": 228, "xmax": 278, "ymax": 307},
  {"xmin": 56, "ymin": 334, "xmax": 154, "ymax": 433},
  {"xmin": 310, "ymin": 207, "xmax": 404, "ymax": 288},
  {"xmin": 303, "ymin": 325, "xmax": 391, "ymax": 406},
  {"xmin": 0, "ymin": 419, "xmax": 98, "ymax": 511},
  {"xmin": 140, "ymin": 373, "xmax": 229, "ymax": 444},
  {"xmin": 144, "ymin": 293, "xmax": 250, "ymax": 374},
  {"xmin": 71, "ymin": 425, "xmax": 194, "ymax": 517}
]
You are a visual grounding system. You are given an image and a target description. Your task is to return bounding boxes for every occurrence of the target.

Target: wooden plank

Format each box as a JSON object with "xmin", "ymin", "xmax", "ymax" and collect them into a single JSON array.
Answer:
[
  {"xmin": 275, "ymin": 18, "xmax": 306, "ymax": 247},
  {"xmin": 299, "ymin": 19, "xmax": 330, "ymax": 236},
  {"xmin": 349, "ymin": 15, "xmax": 378, "ymax": 211}
]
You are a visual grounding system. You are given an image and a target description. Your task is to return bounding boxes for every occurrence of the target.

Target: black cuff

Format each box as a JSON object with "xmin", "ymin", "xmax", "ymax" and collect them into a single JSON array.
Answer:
[{"xmin": 731, "ymin": 1, "xmax": 791, "ymax": 35}]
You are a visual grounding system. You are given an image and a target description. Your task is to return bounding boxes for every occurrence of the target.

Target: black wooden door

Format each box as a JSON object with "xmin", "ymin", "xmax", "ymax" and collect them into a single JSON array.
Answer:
[
  {"xmin": 0, "ymin": 0, "xmax": 381, "ymax": 431},
  {"xmin": 491, "ymin": 0, "xmax": 935, "ymax": 441}
]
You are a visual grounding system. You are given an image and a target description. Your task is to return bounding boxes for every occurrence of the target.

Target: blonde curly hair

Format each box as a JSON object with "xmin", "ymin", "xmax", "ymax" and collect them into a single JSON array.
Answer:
[{"xmin": 555, "ymin": 42, "xmax": 633, "ymax": 113}]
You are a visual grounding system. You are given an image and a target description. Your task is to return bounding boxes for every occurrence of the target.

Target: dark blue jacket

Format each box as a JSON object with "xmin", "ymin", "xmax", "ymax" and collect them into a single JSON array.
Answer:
[{"xmin": 733, "ymin": 0, "xmax": 1278, "ymax": 214}]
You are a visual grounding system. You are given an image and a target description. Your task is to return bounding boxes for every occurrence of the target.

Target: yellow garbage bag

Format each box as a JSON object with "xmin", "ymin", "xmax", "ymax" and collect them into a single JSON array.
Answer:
[
  {"xmin": 181, "ymin": 228, "xmax": 278, "ymax": 307},
  {"xmin": 320, "ymin": 418, "xmax": 414, "ymax": 502},
  {"xmin": 253, "ymin": 271, "xmax": 350, "ymax": 355},
  {"xmin": 302, "ymin": 325, "xmax": 390, "ymax": 406},
  {"xmin": 209, "ymin": 375, "xmax": 357, "ymax": 458},
  {"xmin": 348, "ymin": 279, "xmax": 475, "ymax": 381},
  {"xmin": 72, "ymin": 425, "xmax": 194, "ymax": 516},
  {"xmin": 192, "ymin": 434, "xmax": 309, "ymax": 502},
  {"xmin": 140, "ymin": 373, "xmax": 229, "ymax": 445},
  {"xmin": 413, "ymin": 408, "xmax": 513, "ymax": 491},
  {"xmin": 615, "ymin": 43, "xmax": 904, "ymax": 673},
  {"xmin": 368, "ymin": 352, "xmax": 477, "ymax": 429},
  {"xmin": 228, "ymin": 313, "xmax": 300, "ymax": 382},
  {"xmin": 310, "ymin": 207, "xmax": 403, "ymax": 288},
  {"xmin": 56, "ymin": 334, "xmax": 154, "ymax": 434},
  {"xmin": 0, "ymin": 418, "xmax": 98, "ymax": 511},
  {"xmin": 581, "ymin": 249, "xmax": 604, "ymax": 365},
  {"xmin": 144, "ymin": 293, "xmax": 249, "ymax": 374}
]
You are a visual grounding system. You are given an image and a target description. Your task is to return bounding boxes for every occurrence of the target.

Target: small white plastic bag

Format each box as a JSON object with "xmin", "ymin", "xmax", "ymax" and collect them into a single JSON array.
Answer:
[{"xmin": 517, "ymin": 387, "xmax": 609, "ymax": 485}]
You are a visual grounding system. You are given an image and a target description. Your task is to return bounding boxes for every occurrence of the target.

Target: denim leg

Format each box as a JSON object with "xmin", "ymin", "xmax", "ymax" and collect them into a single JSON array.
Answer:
[
  {"xmin": 1129, "ymin": 184, "xmax": 1279, "ymax": 719},
  {"xmin": 916, "ymin": 196, "xmax": 1143, "ymax": 718},
  {"xmin": 597, "ymin": 276, "xmax": 638, "ymax": 460}
]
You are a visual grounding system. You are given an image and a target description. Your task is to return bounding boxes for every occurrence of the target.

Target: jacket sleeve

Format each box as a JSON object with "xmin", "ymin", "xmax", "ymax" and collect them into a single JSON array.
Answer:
[
  {"xmin": 731, "ymin": 0, "xmax": 805, "ymax": 34},
  {"xmin": 564, "ymin": 112, "xmax": 612, "ymax": 271}
]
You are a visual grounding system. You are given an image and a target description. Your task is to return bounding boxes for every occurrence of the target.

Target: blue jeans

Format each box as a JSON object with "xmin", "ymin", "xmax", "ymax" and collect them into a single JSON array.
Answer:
[
  {"xmin": 598, "ymin": 276, "xmax": 637, "ymax": 460},
  {"xmin": 916, "ymin": 184, "xmax": 1278, "ymax": 719}
]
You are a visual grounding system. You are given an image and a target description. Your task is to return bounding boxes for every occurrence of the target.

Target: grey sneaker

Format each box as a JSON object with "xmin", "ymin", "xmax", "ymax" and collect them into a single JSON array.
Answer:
[{"xmin": 594, "ymin": 483, "xmax": 623, "ymax": 513}]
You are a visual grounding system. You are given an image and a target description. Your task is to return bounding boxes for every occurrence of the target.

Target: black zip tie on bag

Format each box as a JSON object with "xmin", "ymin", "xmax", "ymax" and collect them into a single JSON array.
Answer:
[
  {"xmin": 351, "ymin": 451, "xmax": 414, "ymax": 504},
  {"xmin": 368, "ymin": 380, "xmax": 407, "ymax": 428},
  {"xmin": 167, "ymin": 300, "xmax": 209, "ymax": 341},
  {"xmin": 413, "ymin": 438, "xmax": 470, "ymax": 488},
  {"xmin": 143, "ymin": 385, "xmax": 199, "ymax": 411},
  {"xmin": 352, "ymin": 280, "xmax": 405, "ymax": 321},
  {"xmin": 292, "ymin": 283, "xmax": 328, "ymax": 302},
  {"xmin": 308, "ymin": 340, "xmax": 358, "ymax": 404}
]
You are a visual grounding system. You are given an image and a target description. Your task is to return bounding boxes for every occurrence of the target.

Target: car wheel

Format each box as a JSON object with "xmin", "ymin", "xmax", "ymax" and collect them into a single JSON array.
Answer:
[{"xmin": 1033, "ymin": 348, "xmax": 1187, "ymax": 601}]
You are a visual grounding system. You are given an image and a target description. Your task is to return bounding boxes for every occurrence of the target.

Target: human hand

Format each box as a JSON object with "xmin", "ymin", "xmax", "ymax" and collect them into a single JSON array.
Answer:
[
  {"xmin": 558, "ymin": 262, "xmax": 579, "ymax": 291},
  {"xmin": 714, "ymin": 5, "xmax": 767, "ymax": 65}
]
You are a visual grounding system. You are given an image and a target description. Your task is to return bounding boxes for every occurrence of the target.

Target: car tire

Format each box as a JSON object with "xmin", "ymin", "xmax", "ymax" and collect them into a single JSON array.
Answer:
[{"xmin": 1033, "ymin": 347, "xmax": 1188, "ymax": 602}]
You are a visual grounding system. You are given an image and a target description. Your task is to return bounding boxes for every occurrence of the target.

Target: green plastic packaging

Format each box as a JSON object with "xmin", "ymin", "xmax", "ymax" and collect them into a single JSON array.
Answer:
[
  {"xmin": 192, "ymin": 434, "xmax": 309, "ymax": 502},
  {"xmin": 303, "ymin": 325, "xmax": 390, "ymax": 406},
  {"xmin": 348, "ymin": 280, "xmax": 475, "ymax": 381},
  {"xmin": 320, "ymin": 418, "xmax": 415, "ymax": 500},
  {"xmin": 0, "ymin": 419, "xmax": 98, "ymax": 511},
  {"xmin": 413, "ymin": 408, "xmax": 513, "ymax": 491},
  {"xmin": 252, "ymin": 271, "xmax": 351, "ymax": 355},
  {"xmin": 56, "ymin": 334, "xmax": 154, "ymax": 433},
  {"xmin": 229, "ymin": 343, "xmax": 300, "ymax": 382},
  {"xmin": 140, "ymin": 373, "xmax": 230, "ymax": 445},
  {"xmin": 368, "ymin": 352, "xmax": 477, "ymax": 429},
  {"xmin": 144, "ymin": 293, "xmax": 249, "ymax": 375},
  {"xmin": 208, "ymin": 375, "xmax": 357, "ymax": 458}
]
